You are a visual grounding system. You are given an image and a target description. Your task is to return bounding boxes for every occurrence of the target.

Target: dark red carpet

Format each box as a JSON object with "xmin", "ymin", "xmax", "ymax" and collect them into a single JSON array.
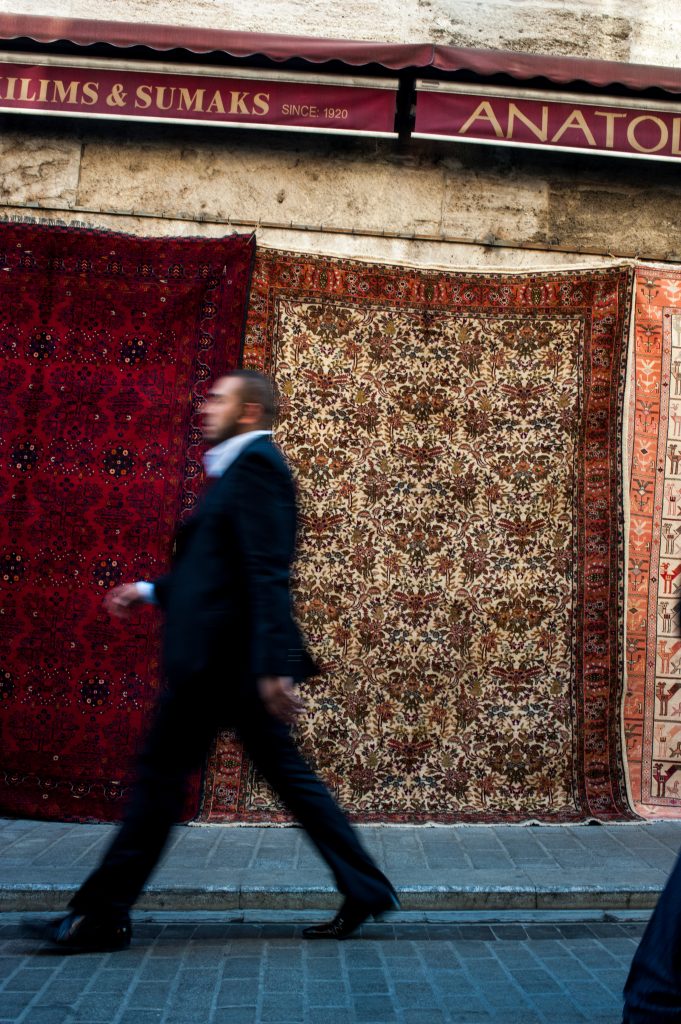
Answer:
[{"xmin": 0, "ymin": 222, "xmax": 254, "ymax": 821}]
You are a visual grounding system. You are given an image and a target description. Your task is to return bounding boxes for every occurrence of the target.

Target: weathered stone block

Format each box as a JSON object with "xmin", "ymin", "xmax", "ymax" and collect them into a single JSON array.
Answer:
[
  {"xmin": 548, "ymin": 179, "xmax": 681, "ymax": 260},
  {"xmin": 76, "ymin": 138, "xmax": 445, "ymax": 235},
  {"xmin": 441, "ymin": 166, "xmax": 550, "ymax": 244},
  {"xmin": 0, "ymin": 133, "xmax": 81, "ymax": 206}
]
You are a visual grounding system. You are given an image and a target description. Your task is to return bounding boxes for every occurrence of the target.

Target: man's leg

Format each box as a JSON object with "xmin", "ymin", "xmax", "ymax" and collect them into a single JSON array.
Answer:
[
  {"xmin": 69, "ymin": 690, "xmax": 215, "ymax": 920},
  {"xmin": 235, "ymin": 699, "xmax": 395, "ymax": 908},
  {"xmin": 624, "ymin": 850, "xmax": 681, "ymax": 1023}
]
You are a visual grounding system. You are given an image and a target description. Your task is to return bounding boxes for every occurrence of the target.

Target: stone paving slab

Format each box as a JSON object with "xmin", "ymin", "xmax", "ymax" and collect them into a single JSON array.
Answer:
[
  {"xmin": 1, "ymin": 817, "xmax": 680, "ymax": 913},
  {"xmin": 0, "ymin": 911, "xmax": 640, "ymax": 1023}
]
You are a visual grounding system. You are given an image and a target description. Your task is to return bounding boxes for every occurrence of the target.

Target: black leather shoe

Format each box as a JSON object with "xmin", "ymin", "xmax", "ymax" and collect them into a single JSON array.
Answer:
[
  {"xmin": 23, "ymin": 911, "xmax": 132, "ymax": 952},
  {"xmin": 303, "ymin": 891, "xmax": 400, "ymax": 940}
]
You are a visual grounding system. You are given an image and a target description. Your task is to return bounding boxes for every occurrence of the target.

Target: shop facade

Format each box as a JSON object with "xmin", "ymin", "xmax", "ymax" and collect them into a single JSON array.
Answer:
[{"xmin": 1, "ymin": 3, "xmax": 681, "ymax": 825}]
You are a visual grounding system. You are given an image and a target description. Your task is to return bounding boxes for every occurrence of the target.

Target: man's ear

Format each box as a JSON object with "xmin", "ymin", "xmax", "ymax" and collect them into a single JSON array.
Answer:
[{"xmin": 239, "ymin": 401, "xmax": 264, "ymax": 427}]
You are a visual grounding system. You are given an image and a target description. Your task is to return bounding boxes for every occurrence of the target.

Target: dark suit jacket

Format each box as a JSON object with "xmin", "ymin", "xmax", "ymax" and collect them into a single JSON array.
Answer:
[{"xmin": 153, "ymin": 435, "xmax": 315, "ymax": 690}]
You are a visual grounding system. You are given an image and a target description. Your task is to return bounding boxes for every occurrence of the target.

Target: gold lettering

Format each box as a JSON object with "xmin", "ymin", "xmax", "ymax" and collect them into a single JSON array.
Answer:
[
  {"xmin": 36, "ymin": 78, "xmax": 50, "ymax": 103},
  {"xmin": 627, "ymin": 114, "xmax": 669, "ymax": 153},
  {"xmin": 134, "ymin": 85, "xmax": 152, "ymax": 109},
  {"xmin": 672, "ymin": 117, "xmax": 681, "ymax": 156},
  {"xmin": 177, "ymin": 87, "xmax": 205, "ymax": 113},
  {"xmin": 507, "ymin": 103, "xmax": 548, "ymax": 142},
  {"xmin": 229, "ymin": 91, "xmax": 250, "ymax": 115},
  {"xmin": 18, "ymin": 78, "xmax": 38, "ymax": 103},
  {"xmin": 551, "ymin": 108, "xmax": 596, "ymax": 146},
  {"xmin": 50, "ymin": 80, "xmax": 80, "ymax": 105},
  {"xmin": 4, "ymin": 77, "xmax": 16, "ymax": 100},
  {"xmin": 206, "ymin": 89, "xmax": 225, "ymax": 113},
  {"xmin": 593, "ymin": 111, "xmax": 627, "ymax": 149},
  {"xmin": 81, "ymin": 82, "xmax": 99, "ymax": 106},
  {"xmin": 154, "ymin": 86, "xmax": 175, "ymax": 111},
  {"xmin": 458, "ymin": 100, "xmax": 504, "ymax": 138},
  {"xmin": 253, "ymin": 92, "xmax": 270, "ymax": 116}
]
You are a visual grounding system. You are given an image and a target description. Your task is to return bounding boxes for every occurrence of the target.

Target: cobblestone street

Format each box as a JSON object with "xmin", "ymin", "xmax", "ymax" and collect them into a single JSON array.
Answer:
[{"xmin": 0, "ymin": 912, "xmax": 640, "ymax": 1024}]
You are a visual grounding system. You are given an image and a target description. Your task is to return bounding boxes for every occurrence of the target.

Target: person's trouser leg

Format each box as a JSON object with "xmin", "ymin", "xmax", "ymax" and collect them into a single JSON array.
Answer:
[
  {"xmin": 624, "ymin": 850, "xmax": 681, "ymax": 1023},
  {"xmin": 235, "ymin": 699, "xmax": 394, "ymax": 906},
  {"xmin": 69, "ymin": 691, "xmax": 215, "ymax": 920}
]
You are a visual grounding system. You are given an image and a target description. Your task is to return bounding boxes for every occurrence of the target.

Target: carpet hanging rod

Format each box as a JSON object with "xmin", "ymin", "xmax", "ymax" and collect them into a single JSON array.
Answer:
[{"xmin": 11, "ymin": 199, "xmax": 681, "ymax": 264}]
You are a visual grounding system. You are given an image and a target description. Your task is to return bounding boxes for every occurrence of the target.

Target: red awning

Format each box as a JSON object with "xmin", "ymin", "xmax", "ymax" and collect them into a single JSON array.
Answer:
[
  {"xmin": 1, "ymin": 13, "xmax": 681, "ymax": 94},
  {"xmin": 0, "ymin": 14, "xmax": 431, "ymax": 70},
  {"xmin": 431, "ymin": 45, "xmax": 681, "ymax": 94}
]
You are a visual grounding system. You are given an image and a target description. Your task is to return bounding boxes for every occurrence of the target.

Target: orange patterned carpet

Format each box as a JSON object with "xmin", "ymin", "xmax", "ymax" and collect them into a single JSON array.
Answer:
[{"xmin": 624, "ymin": 267, "xmax": 681, "ymax": 817}]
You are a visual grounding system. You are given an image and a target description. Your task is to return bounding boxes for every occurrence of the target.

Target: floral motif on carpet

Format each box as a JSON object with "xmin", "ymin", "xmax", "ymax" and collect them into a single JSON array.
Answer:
[
  {"xmin": 0, "ymin": 222, "xmax": 254, "ymax": 821},
  {"xmin": 201, "ymin": 250, "xmax": 634, "ymax": 823},
  {"xmin": 623, "ymin": 267, "xmax": 681, "ymax": 817}
]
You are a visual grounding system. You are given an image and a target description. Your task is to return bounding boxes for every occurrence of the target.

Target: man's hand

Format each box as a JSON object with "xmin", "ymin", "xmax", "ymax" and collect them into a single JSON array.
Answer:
[
  {"xmin": 104, "ymin": 583, "xmax": 145, "ymax": 620},
  {"xmin": 258, "ymin": 676, "xmax": 304, "ymax": 725}
]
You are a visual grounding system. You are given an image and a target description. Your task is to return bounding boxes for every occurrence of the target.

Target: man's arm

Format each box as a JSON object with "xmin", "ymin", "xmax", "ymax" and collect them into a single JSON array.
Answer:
[
  {"xmin": 231, "ymin": 450, "xmax": 304, "ymax": 723},
  {"xmin": 149, "ymin": 574, "xmax": 172, "ymax": 609},
  {"xmin": 232, "ymin": 450, "xmax": 297, "ymax": 677}
]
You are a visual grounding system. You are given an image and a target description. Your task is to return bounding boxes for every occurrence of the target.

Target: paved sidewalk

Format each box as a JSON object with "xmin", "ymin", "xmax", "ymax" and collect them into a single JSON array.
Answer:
[
  {"xmin": 1, "ymin": 817, "xmax": 680, "ymax": 912},
  {"xmin": 0, "ymin": 911, "xmax": 640, "ymax": 1023}
]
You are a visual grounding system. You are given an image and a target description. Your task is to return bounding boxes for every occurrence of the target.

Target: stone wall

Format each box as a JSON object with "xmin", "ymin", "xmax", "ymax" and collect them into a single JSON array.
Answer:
[{"xmin": 0, "ymin": 2, "xmax": 678, "ymax": 266}]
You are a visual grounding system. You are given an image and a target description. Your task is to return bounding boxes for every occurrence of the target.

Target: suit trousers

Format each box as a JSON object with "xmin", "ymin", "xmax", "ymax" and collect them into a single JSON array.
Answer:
[
  {"xmin": 623, "ymin": 849, "xmax": 681, "ymax": 1023},
  {"xmin": 70, "ymin": 681, "xmax": 393, "ymax": 920}
]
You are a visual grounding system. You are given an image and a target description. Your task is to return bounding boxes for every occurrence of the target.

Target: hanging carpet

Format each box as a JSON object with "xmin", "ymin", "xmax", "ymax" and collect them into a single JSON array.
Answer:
[
  {"xmin": 201, "ymin": 249, "xmax": 634, "ymax": 823},
  {"xmin": 0, "ymin": 222, "xmax": 254, "ymax": 822},
  {"xmin": 623, "ymin": 266, "xmax": 681, "ymax": 818}
]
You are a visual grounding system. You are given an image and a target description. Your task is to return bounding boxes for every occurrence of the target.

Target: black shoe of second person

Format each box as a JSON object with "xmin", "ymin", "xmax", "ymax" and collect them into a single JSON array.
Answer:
[
  {"xmin": 303, "ymin": 891, "xmax": 400, "ymax": 940},
  {"xmin": 23, "ymin": 911, "xmax": 132, "ymax": 952}
]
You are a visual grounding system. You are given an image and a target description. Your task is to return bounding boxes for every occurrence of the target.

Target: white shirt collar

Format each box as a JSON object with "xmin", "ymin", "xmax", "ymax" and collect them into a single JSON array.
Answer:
[{"xmin": 203, "ymin": 430, "xmax": 272, "ymax": 478}]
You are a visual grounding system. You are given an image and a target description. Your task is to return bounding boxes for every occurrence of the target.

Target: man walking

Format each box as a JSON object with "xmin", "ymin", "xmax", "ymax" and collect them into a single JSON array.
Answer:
[{"xmin": 31, "ymin": 370, "xmax": 398, "ymax": 951}]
